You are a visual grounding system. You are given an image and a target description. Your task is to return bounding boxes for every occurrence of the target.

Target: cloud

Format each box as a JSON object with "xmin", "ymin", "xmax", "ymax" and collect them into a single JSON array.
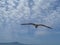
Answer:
[
  {"xmin": 35, "ymin": 30, "xmax": 60, "ymax": 36},
  {"xmin": 0, "ymin": 0, "xmax": 60, "ymax": 44},
  {"xmin": 35, "ymin": 30, "xmax": 48, "ymax": 36}
]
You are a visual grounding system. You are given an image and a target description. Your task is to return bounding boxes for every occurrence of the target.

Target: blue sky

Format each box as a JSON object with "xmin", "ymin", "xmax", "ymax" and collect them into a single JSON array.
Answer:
[{"xmin": 0, "ymin": 0, "xmax": 60, "ymax": 45}]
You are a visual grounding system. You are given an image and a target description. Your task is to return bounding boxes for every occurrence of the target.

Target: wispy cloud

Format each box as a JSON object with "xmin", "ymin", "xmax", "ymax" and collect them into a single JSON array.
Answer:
[{"xmin": 0, "ymin": 0, "xmax": 60, "ymax": 44}]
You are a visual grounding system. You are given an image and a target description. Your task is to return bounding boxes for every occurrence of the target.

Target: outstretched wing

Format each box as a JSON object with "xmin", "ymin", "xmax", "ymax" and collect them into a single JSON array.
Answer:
[
  {"xmin": 39, "ymin": 24, "xmax": 53, "ymax": 29},
  {"xmin": 21, "ymin": 23, "xmax": 35, "ymax": 25}
]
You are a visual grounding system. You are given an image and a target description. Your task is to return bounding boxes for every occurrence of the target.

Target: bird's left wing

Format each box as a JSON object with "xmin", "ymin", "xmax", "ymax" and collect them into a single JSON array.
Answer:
[{"xmin": 39, "ymin": 24, "xmax": 53, "ymax": 29}]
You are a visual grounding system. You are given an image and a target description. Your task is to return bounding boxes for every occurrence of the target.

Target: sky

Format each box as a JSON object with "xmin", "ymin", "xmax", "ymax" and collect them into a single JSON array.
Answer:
[{"xmin": 0, "ymin": 0, "xmax": 60, "ymax": 45}]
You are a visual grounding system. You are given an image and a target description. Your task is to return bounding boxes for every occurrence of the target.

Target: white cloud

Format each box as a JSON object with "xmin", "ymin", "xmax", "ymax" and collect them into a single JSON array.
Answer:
[
  {"xmin": 35, "ymin": 30, "xmax": 48, "ymax": 36},
  {"xmin": 19, "ymin": 29, "xmax": 28, "ymax": 34},
  {"xmin": 0, "ymin": 0, "xmax": 60, "ymax": 44}
]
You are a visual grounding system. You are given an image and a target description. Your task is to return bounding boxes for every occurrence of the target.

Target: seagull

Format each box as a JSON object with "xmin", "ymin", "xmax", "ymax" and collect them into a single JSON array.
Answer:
[{"xmin": 21, "ymin": 23, "xmax": 53, "ymax": 29}]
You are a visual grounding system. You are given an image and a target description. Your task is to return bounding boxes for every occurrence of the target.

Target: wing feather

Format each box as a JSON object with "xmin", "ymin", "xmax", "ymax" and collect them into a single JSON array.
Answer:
[
  {"xmin": 39, "ymin": 24, "xmax": 53, "ymax": 29},
  {"xmin": 21, "ymin": 23, "xmax": 35, "ymax": 25}
]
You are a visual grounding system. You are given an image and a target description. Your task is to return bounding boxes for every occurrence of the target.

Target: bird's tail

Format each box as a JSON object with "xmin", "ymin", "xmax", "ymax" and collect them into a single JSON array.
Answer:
[{"xmin": 35, "ymin": 25, "xmax": 38, "ymax": 28}]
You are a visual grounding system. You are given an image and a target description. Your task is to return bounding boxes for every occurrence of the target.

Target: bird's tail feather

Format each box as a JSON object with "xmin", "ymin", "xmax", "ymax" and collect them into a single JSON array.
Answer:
[{"xmin": 35, "ymin": 26, "xmax": 38, "ymax": 28}]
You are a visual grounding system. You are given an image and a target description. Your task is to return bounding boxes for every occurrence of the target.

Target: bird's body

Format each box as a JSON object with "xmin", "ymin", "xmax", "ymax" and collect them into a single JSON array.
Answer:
[{"xmin": 21, "ymin": 23, "xmax": 52, "ymax": 29}]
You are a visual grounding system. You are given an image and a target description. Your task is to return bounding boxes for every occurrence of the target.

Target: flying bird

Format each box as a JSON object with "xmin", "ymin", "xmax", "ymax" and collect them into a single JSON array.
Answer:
[{"xmin": 21, "ymin": 23, "xmax": 53, "ymax": 29}]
